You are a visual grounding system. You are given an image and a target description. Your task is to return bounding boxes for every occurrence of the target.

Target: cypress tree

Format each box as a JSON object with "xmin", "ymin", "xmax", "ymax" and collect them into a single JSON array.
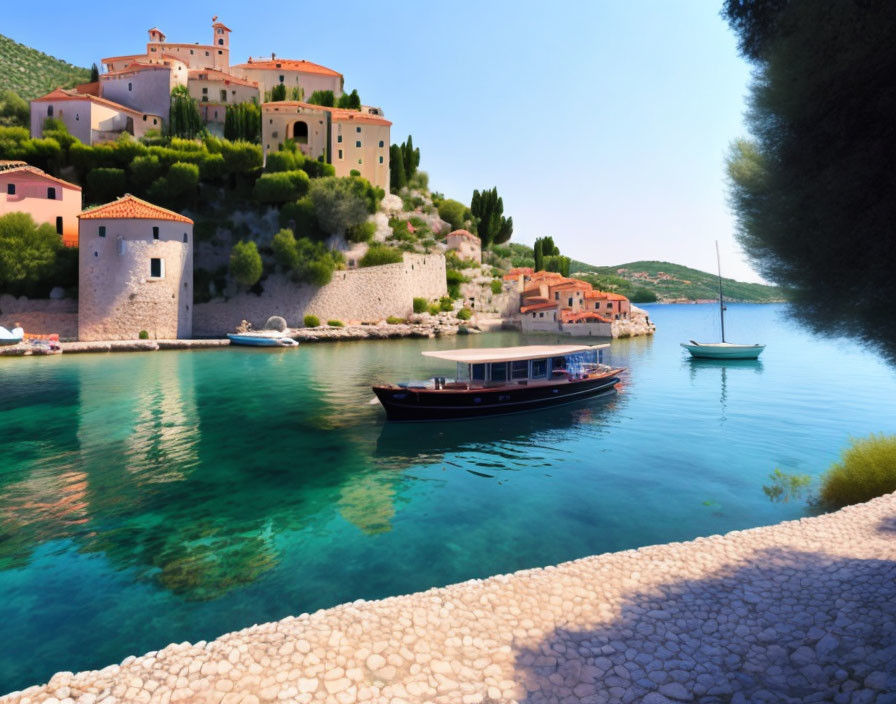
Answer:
[
  {"xmin": 90, "ymin": 63, "xmax": 99, "ymax": 83},
  {"xmin": 389, "ymin": 145, "xmax": 406, "ymax": 192},
  {"xmin": 533, "ymin": 239, "xmax": 544, "ymax": 272}
]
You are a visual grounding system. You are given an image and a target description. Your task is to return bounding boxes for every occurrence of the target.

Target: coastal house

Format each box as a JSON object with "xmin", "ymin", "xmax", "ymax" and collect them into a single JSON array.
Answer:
[
  {"xmin": 262, "ymin": 101, "xmax": 391, "ymax": 190},
  {"xmin": 30, "ymin": 88, "xmax": 163, "ymax": 144},
  {"xmin": 188, "ymin": 69, "xmax": 259, "ymax": 125},
  {"xmin": 507, "ymin": 268, "xmax": 631, "ymax": 335},
  {"xmin": 230, "ymin": 57, "xmax": 342, "ymax": 99},
  {"xmin": 446, "ymin": 229, "xmax": 481, "ymax": 264},
  {"xmin": 77, "ymin": 195, "xmax": 193, "ymax": 341},
  {"xmin": 0, "ymin": 161, "xmax": 82, "ymax": 246}
]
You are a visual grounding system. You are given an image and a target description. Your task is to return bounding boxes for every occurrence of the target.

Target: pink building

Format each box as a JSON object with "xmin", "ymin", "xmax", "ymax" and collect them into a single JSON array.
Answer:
[{"xmin": 0, "ymin": 161, "xmax": 82, "ymax": 246}]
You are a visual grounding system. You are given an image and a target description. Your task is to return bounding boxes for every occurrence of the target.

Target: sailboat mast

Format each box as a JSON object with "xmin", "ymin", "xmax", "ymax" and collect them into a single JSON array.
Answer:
[{"xmin": 716, "ymin": 240, "xmax": 726, "ymax": 343}]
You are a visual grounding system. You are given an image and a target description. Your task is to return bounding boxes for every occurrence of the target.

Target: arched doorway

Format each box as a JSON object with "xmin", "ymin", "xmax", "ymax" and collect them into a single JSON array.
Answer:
[{"xmin": 292, "ymin": 121, "xmax": 309, "ymax": 144}]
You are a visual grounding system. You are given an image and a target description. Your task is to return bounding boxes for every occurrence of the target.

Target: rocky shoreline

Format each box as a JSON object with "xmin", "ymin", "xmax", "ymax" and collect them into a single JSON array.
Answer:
[{"xmin": 5, "ymin": 493, "xmax": 894, "ymax": 704}]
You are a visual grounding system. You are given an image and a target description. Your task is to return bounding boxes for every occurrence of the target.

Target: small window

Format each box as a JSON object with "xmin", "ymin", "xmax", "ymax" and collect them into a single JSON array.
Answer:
[
  {"xmin": 531, "ymin": 359, "xmax": 548, "ymax": 378},
  {"xmin": 218, "ymin": 39, "xmax": 224, "ymax": 45},
  {"xmin": 379, "ymin": 140, "xmax": 384, "ymax": 148},
  {"xmin": 356, "ymin": 126, "xmax": 361, "ymax": 133},
  {"xmin": 355, "ymin": 140, "xmax": 361, "ymax": 148},
  {"xmin": 55, "ymin": 216, "xmax": 63, "ymax": 235},
  {"xmin": 152, "ymin": 226, "xmax": 159, "ymax": 240},
  {"xmin": 379, "ymin": 156, "xmax": 383, "ymax": 164},
  {"xmin": 220, "ymin": 90, "xmax": 227, "ymax": 102},
  {"xmin": 568, "ymin": 297, "xmax": 573, "ymax": 306},
  {"xmin": 279, "ymin": 75, "xmax": 284, "ymax": 83},
  {"xmin": 471, "ymin": 364, "xmax": 486, "ymax": 382},
  {"xmin": 337, "ymin": 134, "xmax": 342, "ymax": 143},
  {"xmin": 153, "ymin": 118, "xmax": 157, "ymax": 125},
  {"xmin": 75, "ymin": 114, "xmax": 79, "ymax": 121},
  {"xmin": 358, "ymin": 158, "xmax": 362, "ymax": 165},
  {"xmin": 150, "ymin": 258, "xmax": 163, "ymax": 278},
  {"xmin": 202, "ymin": 87, "xmax": 208, "ymax": 93},
  {"xmin": 183, "ymin": 232, "xmax": 188, "ymax": 243},
  {"xmin": 128, "ymin": 82, "xmax": 133, "ymax": 91},
  {"xmin": 555, "ymin": 292, "xmax": 559, "ymax": 300},
  {"xmin": 190, "ymin": 49, "xmax": 194, "ymax": 55},
  {"xmin": 6, "ymin": 184, "xmax": 14, "ymax": 195},
  {"xmin": 338, "ymin": 149, "xmax": 343, "ymax": 160},
  {"xmin": 47, "ymin": 187, "xmax": 56, "ymax": 199},
  {"xmin": 205, "ymin": 51, "xmax": 209, "ymax": 56},
  {"xmin": 511, "ymin": 361, "xmax": 528, "ymax": 380},
  {"xmin": 142, "ymin": 115, "xmax": 147, "ymax": 121},
  {"xmin": 490, "ymin": 363, "xmax": 508, "ymax": 383},
  {"xmin": 48, "ymin": 105, "xmax": 54, "ymax": 117},
  {"xmin": 218, "ymin": 50, "xmax": 222, "ymax": 55},
  {"xmin": 99, "ymin": 226, "xmax": 106, "ymax": 238}
]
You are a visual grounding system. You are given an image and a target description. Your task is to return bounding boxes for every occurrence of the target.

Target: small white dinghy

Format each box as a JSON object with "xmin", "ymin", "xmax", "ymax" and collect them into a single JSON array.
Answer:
[
  {"xmin": 0, "ymin": 326, "xmax": 24, "ymax": 346},
  {"xmin": 681, "ymin": 242, "xmax": 765, "ymax": 361},
  {"xmin": 227, "ymin": 331, "xmax": 298, "ymax": 347}
]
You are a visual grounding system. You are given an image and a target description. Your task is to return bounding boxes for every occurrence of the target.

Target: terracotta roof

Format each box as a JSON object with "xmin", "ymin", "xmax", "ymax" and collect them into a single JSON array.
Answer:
[
  {"xmin": 102, "ymin": 54, "xmax": 147, "ymax": 66},
  {"xmin": 520, "ymin": 302, "xmax": 560, "ymax": 313},
  {"xmin": 605, "ymin": 292, "xmax": 629, "ymax": 301},
  {"xmin": 31, "ymin": 88, "xmax": 158, "ymax": 118},
  {"xmin": 584, "ymin": 290, "xmax": 608, "ymax": 300},
  {"xmin": 212, "ymin": 22, "xmax": 232, "ymax": 31},
  {"xmin": 550, "ymin": 280, "xmax": 591, "ymax": 291},
  {"xmin": 73, "ymin": 81, "xmax": 100, "ymax": 96},
  {"xmin": 79, "ymin": 195, "xmax": 192, "ymax": 223},
  {"xmin": 521, "ymin": 296, "xmax": 549, "ymax": 304},
  {"xmin": 188, "ymin": 68, "xmax": 258, "ymax": 87},
  {"xmin": 234, "ymin": 59, "xmax": 342, "ymax": 77},
  {"xmin": 101, "ymin": 62, "xmax": 168, "ymax": 77},
  {"xmin": 0, "ymin": 164, "xmax": 82, "ymax": 190},
  {"xmin": 447, "ymin": 229, "xmax": 480, "ymax": 242},
  {"xmin": 262, "ymin": 101, "xmax": 391, "ymax": 126}
]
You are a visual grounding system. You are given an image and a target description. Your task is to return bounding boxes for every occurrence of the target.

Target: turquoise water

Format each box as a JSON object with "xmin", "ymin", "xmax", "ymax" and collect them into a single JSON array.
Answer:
[{"xmin": 2, "ymin": 303, "xmax": 896, "ymax": 692}]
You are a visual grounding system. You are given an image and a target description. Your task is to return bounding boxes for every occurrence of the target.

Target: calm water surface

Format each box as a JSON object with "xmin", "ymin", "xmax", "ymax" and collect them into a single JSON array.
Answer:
[{"xmin": 2, "ymin": 303, "xmax": 896, "ymax": 691}]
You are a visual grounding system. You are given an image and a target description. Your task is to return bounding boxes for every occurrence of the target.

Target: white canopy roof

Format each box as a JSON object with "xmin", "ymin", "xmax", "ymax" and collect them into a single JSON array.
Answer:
[{"xmin": 422, "ymin": 344, "xmax": 608, "ymax": 364}]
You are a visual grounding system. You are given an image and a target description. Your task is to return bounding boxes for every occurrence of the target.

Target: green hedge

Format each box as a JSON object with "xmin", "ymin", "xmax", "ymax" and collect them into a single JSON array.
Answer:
[
  {"xmin": 303, "ymin": 314, "xmax": 320, "ymax": 327},
  {"xmin": 360, "ymin": 244, "xmax": 403, "ymax": 268},
  {"xmin": 253, "ymin": 170, "xmax": 311, "ymax": 203}
]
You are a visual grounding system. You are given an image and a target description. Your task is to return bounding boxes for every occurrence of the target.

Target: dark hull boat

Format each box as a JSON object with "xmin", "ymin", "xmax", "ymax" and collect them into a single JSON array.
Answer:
[{"xmin": 372, "ymin": 344, "xmax": 623, "ymax": 422}]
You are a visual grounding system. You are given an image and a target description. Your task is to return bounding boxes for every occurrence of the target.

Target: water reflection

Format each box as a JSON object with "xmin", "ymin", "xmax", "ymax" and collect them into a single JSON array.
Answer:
[{"xmin": 686, "ymin": 358, "xmax": 764, "ymax": 423}]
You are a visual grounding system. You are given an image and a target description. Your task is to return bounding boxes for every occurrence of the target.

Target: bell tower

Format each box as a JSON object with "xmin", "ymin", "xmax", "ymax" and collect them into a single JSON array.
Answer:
[{"xmin": 211, "ymin": 17, "xmax": 231, "ymax": 70}]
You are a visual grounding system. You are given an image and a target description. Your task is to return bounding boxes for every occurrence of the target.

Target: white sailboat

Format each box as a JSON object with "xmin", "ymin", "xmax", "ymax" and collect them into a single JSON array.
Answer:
[{"xmin": 680, "ymin": 242, "xmax": 765, "ymax": 360}]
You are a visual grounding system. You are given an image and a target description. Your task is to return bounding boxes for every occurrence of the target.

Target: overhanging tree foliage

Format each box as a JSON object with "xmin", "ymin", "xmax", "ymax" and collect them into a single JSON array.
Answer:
[
  {"xmin": 723, "ymin": 0, "xmax": 896, "ymax": 361},
  {"xmin": 169, "ymin": 86, "xmax": 204, "ymax": 139},
  {"xmin": 224, "ymin": 102, "xmax": 261, "ymax": 143},
  {"xmin": 470, "ymin": 187, "xmax": 513, "ymax": 249}
]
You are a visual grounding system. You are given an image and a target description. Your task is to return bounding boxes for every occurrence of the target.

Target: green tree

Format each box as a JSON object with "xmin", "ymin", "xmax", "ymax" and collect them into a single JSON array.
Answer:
[
  {"xmin": 336, "ymin": 89, "xmax": 361, "ymax": 110},
  {"xmin": 223, "ymin": 102, "xmax": 261, "ymax": 143},
  {"xmin": 269, "ymin": 84, "xmax": 287, "ymax": 102},
  {"xmin": 86, "ymin": 167, "xmax": 127, "ymax": 203},
  {"xmin": 309, "ymin": 176, "xmax": 380, "ymax": 236},
  {"xmin": 0, "ymin": 90, "xmax": 30, "ymax": 128},
  {"xmin": 272, "ymin": 228, "xmax": 300, "ymax": 271},
  {"xmin": 169, "ymin": 86, "xmax": 204, "ymax": 139},
  {"xmin": 397, "ymin": 135, "xmax": 420, "ymax": 181},
  {"xmin": 360, "ymin": 244, "xmax": 403, "ymax": 268},
  {"xmin": 229, "ymin": 240, "xmax": 263, "ymax": 287},
  {"xmin": 723, "ymin": 0, "xmax": 896, "ymax": 361},
  {"xmin": 307, "ymin": 90, "xmax": 335, "ymax": 107},
  {"xmin": 0, "ymin": 212, "xmax": 61, "ymax": 296},
  {"xmin": 471, "ymin": 187, "xmax": 513, "ymax": 249},
  {"xmin": 90, "ymin": 63, "xmax": 100, "ymax": 83},
  {"xmin": 252, "ymin": 170, "xmax": 310, "ymax": 203},
  {"xmin": 437, "ymin": 199, "xmax": 470, "ymax": 231},
  {"xmin": 533, "ymin": 236, "xmax": 559, "ymax": 271},
  {"xmin": 389, "ymin": 144, "xmax": 406, "ymax": 192}
]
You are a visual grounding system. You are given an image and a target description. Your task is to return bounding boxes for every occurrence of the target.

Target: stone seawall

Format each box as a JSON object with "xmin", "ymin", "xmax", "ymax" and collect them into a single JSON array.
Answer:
[
  {"xmin": 0, "ymin": 295, "xmax": 78, "ymax": 340},
  {"xmin": 6, "ymin": 493, "xmax": 895, "ymax": 704},
  {"xmin": 194, "ymin": 254, "xmax": 447, "ymax": 337}
]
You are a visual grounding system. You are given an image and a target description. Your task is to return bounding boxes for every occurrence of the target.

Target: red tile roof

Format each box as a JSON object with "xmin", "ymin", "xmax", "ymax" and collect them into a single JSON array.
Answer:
[
  {"xmin": 0, "ymin": 164, "xmax": 82, "ymax": 190},
  {"xmin": 212, "ymin": 22, "xmax": 232, "ymax": 32},
  {"xmin": 188, "ymin": 68, "xmax": 258, "ymax": 88},
  {"xmin": 262, "ymin": 101, "xmax": 392, "ymax": 126},
  {"xmin": 73, "ymin": 81, "xmax": 100, "ymax": 96},
  {"xmin": 234, "ymin": 58, "xmax": 342, "ymax": 77},
  {"xmin": 447, "ymin": 229, "xmax": 479, "ymax": 242},
  {"xmin": 101, "ymin": 53, "xmax": 148, "ymax": 66},
  {"xmin": 79, "ymin": 195, "xmax": 192, "ymax": 223}
]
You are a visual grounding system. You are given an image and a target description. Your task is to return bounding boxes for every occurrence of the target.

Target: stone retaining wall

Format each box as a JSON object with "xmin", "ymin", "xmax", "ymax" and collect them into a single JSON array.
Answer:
[
  {"xmin": 0, "ymin": 295, "xmax": 78, "ymax": 339},
  {"xmin": 6, "ymin": 493, "xmax": 895, "ymax": 704}
]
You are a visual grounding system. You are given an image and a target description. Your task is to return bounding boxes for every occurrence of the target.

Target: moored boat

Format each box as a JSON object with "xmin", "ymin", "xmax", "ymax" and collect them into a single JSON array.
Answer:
[
  {"xmin": 227, "ymin": 332, "xmax": 298, "ymax": 347},
  {"xmin": 679, "ymin": 341, "xmax": 765, "ymax": 360},
  {"xmin": 373, "ymin": 344, "xmax": 623, "ymax": 421}
]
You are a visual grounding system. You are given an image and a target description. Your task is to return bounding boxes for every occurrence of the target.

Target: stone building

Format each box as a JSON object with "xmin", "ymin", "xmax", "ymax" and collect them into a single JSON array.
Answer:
[
  {"xmin": 30, "ymin": 89, "xmax": 164, "ymax": 144},
  {"xmin": 262, "ymin": 101, "xmax": 391, "ymax": 191},
  {"xmin": 188, "ymin": 69, "xmax": 259, "ymax": 125},
  {"xmin": 229, "ymin": 57, "xmax": 342, "ymax": 99},
  {"xmin": 0, "ymin": 161, "xmax": 82, "ymax": 246},
  {"xmin": 77, "ymin": 195, "xmax": 193, "ymax": 341},
  {"xmin": 446, "ymin": 229, "xmax": 481, "ymax": 264}
]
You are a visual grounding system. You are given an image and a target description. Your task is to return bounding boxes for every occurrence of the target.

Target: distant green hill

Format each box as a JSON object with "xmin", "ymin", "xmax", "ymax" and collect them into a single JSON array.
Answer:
[
  {"xmin": 0, "ymin": 34, "xmax": 90, "ymax": 100},
  {"xmin": 570, "ymin": 259, "xmax": 785, "ymax": 303}
]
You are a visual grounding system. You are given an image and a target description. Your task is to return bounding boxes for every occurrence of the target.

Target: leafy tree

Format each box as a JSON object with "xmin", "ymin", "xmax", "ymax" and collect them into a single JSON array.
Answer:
[
  {"xmin": 272, "ymin": 228, "xmax": 300, "ymax": 270},
  {"xmin": 265, "ymin": 150, "xmax": 300, "ymax": 172},
  {"xmin": 279, "ymin": 197, "xmax": 324, "ymax": 239},
  {"xmin": 86, "ymin": 167, "xmax": 127, "ymax": 203},
  {"xmin": 471, "ymin": 187, "xmax": 513, "ymax": 249},
  {"xmin": 544, "ymin": 255, "xmax": 570, "ymax": 277},
  {"xmin": 0, "ymin": 213, "xmax": 61, "ymax": 296},
  {"xmin": 389, "ymin": 144, "xmax": 406, "ymax": 192},
  {"xmin": 252, "ymin": 170, "xmax": 310, "ymax": 203},
  {"xmin": 309, "ymin": 176, "xmax": 381, "ymax": 236},
  {"xmin": 307, "ymin": 90, "xmax": 335, "ymax": 107},
  {"xmin": 437, "ymin": 199, "xmax": 470, "ymax": 231},
  {"xmin": 533, "ymin": 236, "xmax": 560, "ymax": 272},
  {"xmin": 229, "ymin": 240, "xmax": 263, "ymax": 287},
  {"xmin": 223, "ymin": 102, "xmax": 261, "ymax": 143},
  {"xmin": 169, "ymin": 86, "xmax": 204, "ymax": 139},
  {"xmin": 0, "ymin": 90, "xmax": 30, "ymax": 128},
  {"xmin": 336, "ymin": 89, "xmax": 361, "ymax": 110},
  {"xmin": 360, "ymin": 244, "xmax": 403, "ymax": 267},
  {"xmin": 723, "ymin": 0, "xmax": 896, "ymax": 361},
  {"xmin": 269, "ymin": 84, "xmax": 287, "ymax": 102},
  {"xmin": 90, "ymin": 63, "xmax": 100, "ymax": 83}
]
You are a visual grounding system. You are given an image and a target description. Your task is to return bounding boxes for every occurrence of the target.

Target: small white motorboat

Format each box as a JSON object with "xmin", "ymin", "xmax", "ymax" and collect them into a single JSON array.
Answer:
[
  {"xmin": 227, "ymin": 332, "xmax": 298, "ymax": 347},
  {"xmin": 0, "ymin": 326, "xmax": 24, "ymax": 346},
  {"xmin": 681, "ymin": 242, "xmax": 765, "ymax": 360}
]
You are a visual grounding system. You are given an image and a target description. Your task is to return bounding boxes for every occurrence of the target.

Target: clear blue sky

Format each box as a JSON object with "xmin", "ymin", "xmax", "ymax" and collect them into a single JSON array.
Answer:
[{"xmin": 5, "ymin": 1, "xmax": 760, "ymax": 281}]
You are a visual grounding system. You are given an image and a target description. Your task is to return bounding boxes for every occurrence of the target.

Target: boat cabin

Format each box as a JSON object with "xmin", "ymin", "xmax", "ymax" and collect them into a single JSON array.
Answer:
[{"xmin": 421, "ymin": 344, "xmax": 609, "ymax": 388}]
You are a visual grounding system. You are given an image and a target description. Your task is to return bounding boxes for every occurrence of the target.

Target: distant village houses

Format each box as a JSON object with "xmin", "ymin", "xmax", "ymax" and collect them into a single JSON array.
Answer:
[{"xmin": 28, "ymin": 18, "xmax": 390, "ymax": 190}]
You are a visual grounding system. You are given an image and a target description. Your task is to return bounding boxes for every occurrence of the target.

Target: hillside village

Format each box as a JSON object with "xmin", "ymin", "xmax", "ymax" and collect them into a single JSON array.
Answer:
[{"xmin": 0, "ymin": 18, "xmax": 650, "ymax": 345}]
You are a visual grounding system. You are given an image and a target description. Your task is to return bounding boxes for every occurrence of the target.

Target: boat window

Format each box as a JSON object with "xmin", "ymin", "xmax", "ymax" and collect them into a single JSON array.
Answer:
[
  {"xmin": 471, "ymin": 364, "xmax": 486, "ymax": 381},
  {"xmin": 511, "ymin": 360, "xmax": 528, "ymax": 380},
  {"xmin": 551, "ymin": 356, "xmax": 567, "ymax": 371},
  {"xmin": 490, "ymin": 363, "xmax": 508, "ymax": 382},
  {"xmin": 531, "ymin": 359, "xmax": 547, "ymax": 378}
]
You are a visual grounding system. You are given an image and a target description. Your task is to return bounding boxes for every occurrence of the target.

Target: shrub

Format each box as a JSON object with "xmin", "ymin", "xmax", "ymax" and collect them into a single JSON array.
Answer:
[
  {"xmin": 229, "ymin": 240, "xmax": 263, "ymax": 287},
  {"xmin": 300, "ymin": 159, "xmax": 335, "ymax": 179},
  {"xmin": 427, "ymin": 303, "xmax": 441, "ymax": 316},
  {"xmin": 272, "ymin": 228, "xmax": 300, "ymax": 270},
  {"xmin": 490, "ymin": 279, "xmax": 503, "ymax": 295},
  {"xmin": 309, "ymin": 176, "xmax": 381, "ymax": 235},
  {"xmin": 818, "ymin": 434, "xmax": 896, "ymax": 509},
  {"xmin": 446, "ymin": 269, "xmax": 467, "ymax": 299},
  {"xmin": 0, "ymin": 90, "xmax": 29, "ymax": 128},
  {"xmin": 360, "ymin": 244, "xmax": 403, "ymax": 268},
  {"xmin": 129, "ymin": 155, "xmax": 165, "ymax": 190},
  {"xmin": 0, "ymin": 212, "xmax": 61, "ymax": 297},
  {"xmin": 457, "ymin": 308, "xmax": 472, "ymax": 321},
  {"xmin": 279, "ymin": 197, "xmax": 324, "ymax": 239},
  {"xmin": 220, "ymin": 140, "xmax": 263, "ymax": 174},
  {"xmin": 413, "ymin": 297, "xmax": 427, "ymax": 314},
  {"xmin": 439, "ymin": 296, "xmax": 453, "ymax": 312},
  {"xmin": 307, "ymin": 90, "xmax": 335, "ymax": 107},
  {"xmin": 253, "ymin": 170, "xmax": 310, "ymax": 203},
  {"xmin": 346, "ymin": 220, "xmax": 376, "ymax": 243},
  {"xmin": 303, "ymin": 314, "xmax": 320, "ymax": 327},
  {"xmin": 86, "ymin": 167, "xmax": 127, "ymax": 203},
  {"xmin": 265, "ymin": 150, "xmax": 299, "ymax": 172},
  {"xmin": 437, "ymin": 199, "xmax": 470, "ymax": 231},
  {"xmin": 327, "ymin": 320, "xmax": 344, "ymax": 327},
  {"xmin": 138, "ymin": 330, "xmax": 149, "ymax": 339},
  {"xmin": 386, "ymin": 316, "xmax": 404, "ymax": 325}
]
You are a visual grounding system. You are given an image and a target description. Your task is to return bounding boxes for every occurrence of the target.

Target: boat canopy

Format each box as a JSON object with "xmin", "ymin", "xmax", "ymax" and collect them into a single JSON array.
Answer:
[{"xmin": 422, "ymin": 344, "xmax": 608, "ymax": 364}]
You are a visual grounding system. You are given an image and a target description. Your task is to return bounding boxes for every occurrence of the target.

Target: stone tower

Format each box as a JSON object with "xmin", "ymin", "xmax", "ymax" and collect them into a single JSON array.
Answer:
[{"xmin": 77, "ymin": 195, "xmax": 193, "ymax": 341}]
